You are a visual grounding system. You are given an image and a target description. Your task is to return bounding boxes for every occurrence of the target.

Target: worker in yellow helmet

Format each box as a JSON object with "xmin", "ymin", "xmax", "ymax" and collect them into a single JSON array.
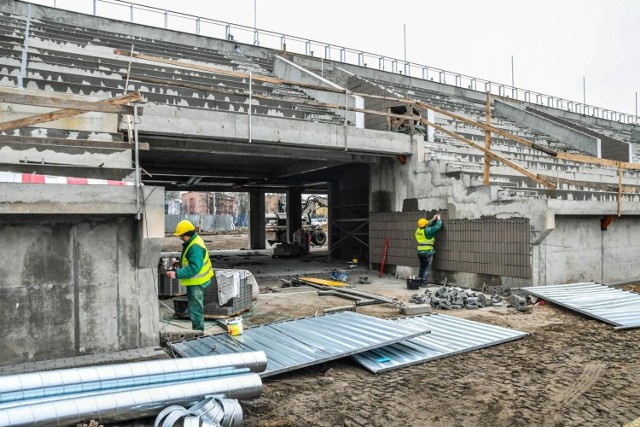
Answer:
[
  {"xmin": 415, "ymin": 213, "xmax": 443, "ymax": 285},
  {"xmin": 166, "ymin": 220, "xmax": 214, "ymax": 331}
]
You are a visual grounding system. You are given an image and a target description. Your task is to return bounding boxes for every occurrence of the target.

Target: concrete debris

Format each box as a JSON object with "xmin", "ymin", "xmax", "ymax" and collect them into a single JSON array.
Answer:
[
  {"xmin": 411, "ymin": 285, "xmax": 504, "ymax": 310},
  {"xmin": 509, "ymin": 294, "xmax": 529, "ymax": 311}
]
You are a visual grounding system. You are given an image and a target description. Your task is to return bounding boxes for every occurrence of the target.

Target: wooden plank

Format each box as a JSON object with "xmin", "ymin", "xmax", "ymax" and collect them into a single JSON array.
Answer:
[
  {"xmin": 414, "ymin": 99, "xmax": 558, "ymax": 156},
  {"xmin": 0, "ymin": 134, "xmax": 148, "ymax": 150},
  {"xmin": 0, "ymin": 92, "xmax": 142, "ymax": 132},
  {"xmin": 555, "ymin": 151, "xmax": 640, "ymax": 171},
  {"xmin": 297, "ymin": 277, "xmax": 348, "ymax": 287},
  {"xmin": 0, "ymin": 92, "xmax": 140, "ymax": 115},
  {"xmin": 420, "ymin": 117, "xmax": 556, "ymax": 190},
  {"xmin": 483, "ymin": 92, "xmax": 491, "ymax": 186}
]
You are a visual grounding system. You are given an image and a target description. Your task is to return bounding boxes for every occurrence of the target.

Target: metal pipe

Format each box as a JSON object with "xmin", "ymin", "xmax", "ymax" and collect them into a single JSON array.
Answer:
[
  {"xmin": 0, "ymin": 352, "xmax": 267, "ymax": 404},
  {"xmin": 248, "ymin": 71, "xmax": 252, "ymax": 143},
  {"xmin": 0, "ymin": 373, "xmax": 263, "ymax": 427},
  {"xmin": 0, "ymin": 367, "xmax": 249, "ymax": 409},
  {"xmin": 133, "ymin": 101, "xmax": 142, "ymax": 219}
]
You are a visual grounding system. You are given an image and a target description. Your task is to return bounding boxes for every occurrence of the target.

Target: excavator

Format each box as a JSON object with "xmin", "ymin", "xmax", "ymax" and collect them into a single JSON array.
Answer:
[{"xmin": 266, "ymin": 195, "xmax": 328, "ymax": 247}]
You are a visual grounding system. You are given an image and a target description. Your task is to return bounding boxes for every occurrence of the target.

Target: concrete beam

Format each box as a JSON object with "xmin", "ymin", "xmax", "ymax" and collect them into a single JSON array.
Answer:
[
  {"xmin": 494, "ymin": 100, "xmax": 601, "ymax": 157},
  {"xmin": 0, "ymin": 142, "xmax": 131, "ymax": 169},
  {"xmin": 0, "ymin": 183, "xmax": 147, "ymax": 215},
  {"xmin": 138, "ymin": 105, "xmax": 411, "ymax": 156},
  {"xmin": 143, "ymin": 134, "xmax": 381, "ymax": 163}
]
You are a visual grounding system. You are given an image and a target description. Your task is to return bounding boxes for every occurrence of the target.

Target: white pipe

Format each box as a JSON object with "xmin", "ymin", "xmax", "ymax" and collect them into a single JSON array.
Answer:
[
  {"xmin": 0, "ymin": 373, "xmax": 262, "ymax": 427},
  {"xmin": 0, "ymin": 352, "xmax": 267, "ymax": 404}
]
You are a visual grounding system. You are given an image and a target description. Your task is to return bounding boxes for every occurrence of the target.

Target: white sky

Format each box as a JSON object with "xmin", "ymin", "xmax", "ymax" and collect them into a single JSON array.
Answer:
[{"xmin": 29, "ymin": 0, "xmax": 640, "ymax": 115}]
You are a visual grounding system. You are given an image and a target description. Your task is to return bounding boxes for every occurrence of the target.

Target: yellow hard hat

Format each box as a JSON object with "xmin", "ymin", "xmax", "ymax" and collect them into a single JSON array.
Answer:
[
  {"xmin": 174, "ymin": 220, "xmax": 195, "ymax": 236},
  {"xmin": 417, "ymin": 218, "xmax": 428, "ymax": 228}
]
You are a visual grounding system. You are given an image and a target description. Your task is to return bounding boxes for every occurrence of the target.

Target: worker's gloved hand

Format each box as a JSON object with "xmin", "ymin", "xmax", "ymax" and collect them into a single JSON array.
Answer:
[{"xmin": 166, "ymin": 271, "xmax": 177, "ymax": 279}]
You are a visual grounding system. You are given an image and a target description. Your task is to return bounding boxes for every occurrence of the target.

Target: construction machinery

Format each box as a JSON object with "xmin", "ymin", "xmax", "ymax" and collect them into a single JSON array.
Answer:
[{"xmin": 266, "ymin": 195, "xmax": 328, "ymax": 246}]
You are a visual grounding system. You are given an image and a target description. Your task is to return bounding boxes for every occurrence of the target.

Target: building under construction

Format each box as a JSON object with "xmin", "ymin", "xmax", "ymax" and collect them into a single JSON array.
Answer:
[{"xmin": 1, "ymin": 0, "xmax": 639, "ymax": 370}]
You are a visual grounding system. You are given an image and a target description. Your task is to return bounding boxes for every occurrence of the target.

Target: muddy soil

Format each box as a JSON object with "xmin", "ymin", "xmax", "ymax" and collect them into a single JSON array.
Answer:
[{"xmin": 240, "ymin": 281, "xmax": 640, "ymax": 427}]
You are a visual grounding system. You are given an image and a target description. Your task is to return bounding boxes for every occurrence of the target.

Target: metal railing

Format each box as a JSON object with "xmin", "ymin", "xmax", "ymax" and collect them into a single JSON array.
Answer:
[{"xmin": 34, "ymin": 0, "xmax": 640, "ymax": 125}]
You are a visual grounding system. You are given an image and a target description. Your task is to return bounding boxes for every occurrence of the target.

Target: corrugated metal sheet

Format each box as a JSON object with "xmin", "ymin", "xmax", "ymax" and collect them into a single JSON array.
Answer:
[
  {"xmin": 352, "ymin": 314, "xmax": 528, "ymax": 373},
  {"xmin": 523, "ymin": 282, "xmax": 640, "ymax": 330},
  {"xmin": 167, "ymin": 312, "xmax": 431, "ymax": 377}
]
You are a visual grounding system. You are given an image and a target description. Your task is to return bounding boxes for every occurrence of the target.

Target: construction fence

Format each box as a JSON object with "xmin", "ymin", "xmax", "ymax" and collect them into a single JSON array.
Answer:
[{"xmin": 165, "ymin": 214, "xmax": 235, "ymax": 234}]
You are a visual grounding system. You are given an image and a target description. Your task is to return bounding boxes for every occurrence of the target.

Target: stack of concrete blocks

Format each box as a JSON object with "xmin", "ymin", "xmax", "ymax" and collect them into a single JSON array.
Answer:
[
  {"xmin": 157, "ymin": 273, "xmax": 187, "ymax": 297},
  {"xmin": 416, "ymin": 285, "xmax": 503, "ymax": 310},
  {"xmin": 203, "ymin": 274, "xmax": 253, "ymax": 317}
]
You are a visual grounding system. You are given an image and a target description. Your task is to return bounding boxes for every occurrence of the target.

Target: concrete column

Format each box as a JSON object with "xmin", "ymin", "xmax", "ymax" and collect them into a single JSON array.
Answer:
[
  {"xmin": 328, "ymin": 181, "xmax": 340, "ymax": 259},
  {"xmin": 286, "ymin": 187, "xmax": 303, "ymax": 243},
  {"xmin": 249, "ymin": 190, "xmax": 266, "ymax": 249}
]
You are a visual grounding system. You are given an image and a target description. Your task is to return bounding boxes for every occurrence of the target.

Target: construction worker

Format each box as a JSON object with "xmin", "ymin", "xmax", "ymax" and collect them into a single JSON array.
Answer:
[
  {"xmin": 415, "ymin": 213, "xmax": 443, "ymax": 285},
  {"xmin": 166, "ymin": 220, "xmax": 214, "ymax": 331}
]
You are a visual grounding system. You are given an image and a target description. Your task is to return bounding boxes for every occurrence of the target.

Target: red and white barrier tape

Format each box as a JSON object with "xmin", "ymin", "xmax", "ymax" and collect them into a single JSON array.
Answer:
[{"xmin": 0, "ymin": 171, "xmax": 134, "ymax": 186}]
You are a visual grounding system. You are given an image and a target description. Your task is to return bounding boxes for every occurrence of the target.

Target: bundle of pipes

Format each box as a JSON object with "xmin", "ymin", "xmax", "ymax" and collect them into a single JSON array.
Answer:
[{"xmin": 0, "ymin": 351, "xmax": 267, "ymax": 427}]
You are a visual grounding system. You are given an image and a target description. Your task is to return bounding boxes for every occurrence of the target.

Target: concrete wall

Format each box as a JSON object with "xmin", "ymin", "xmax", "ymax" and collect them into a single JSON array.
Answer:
[
  {"xmin": 536, "ymin": 216, "xmax": 640, "ymax": 285},
  {"xmin": 0, "ymin": 215, "xmax": 159, "ymax": 366},
  {"xmin": 495, "ymin": 100, "xmax": 601, "ymax": 157},
  {"xmin": 526, "ymin": 106, "xmax": 631, "ymax": 162},
  {"xmin": 0, "ymin": 184, "xmax": 163, "ymax": 366}
]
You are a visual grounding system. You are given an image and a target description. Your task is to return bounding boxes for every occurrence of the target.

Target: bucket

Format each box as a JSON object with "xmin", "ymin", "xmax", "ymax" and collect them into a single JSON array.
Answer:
[
  {"xmin": 406, "ymin": 278, "xmax": 422, "ymax": 290},
  {"xmin": 227, "ymin": 317, "xmax": 243, "ymax": 336}
]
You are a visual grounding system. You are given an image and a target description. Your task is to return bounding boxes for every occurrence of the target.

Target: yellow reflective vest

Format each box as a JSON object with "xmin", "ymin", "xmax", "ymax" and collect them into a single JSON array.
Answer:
[
  {"xmin": 415, "ymin": 227, "xmax": 435, "ymax": 252},
  {"xmin": 180, "ymin": 235, "xmax": 214, "ymax": 286}
]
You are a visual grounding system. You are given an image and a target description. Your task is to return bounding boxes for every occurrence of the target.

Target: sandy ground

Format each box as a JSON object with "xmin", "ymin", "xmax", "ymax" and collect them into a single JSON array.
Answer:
[{"xmin": 156, "ymin": 232, "xmax": 640, "ymax": 427}]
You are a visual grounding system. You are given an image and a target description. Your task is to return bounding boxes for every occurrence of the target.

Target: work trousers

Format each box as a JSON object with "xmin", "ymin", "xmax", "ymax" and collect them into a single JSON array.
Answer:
[
  {"xmin": 186, "ymin": 281, "xmax": 210, "ymax": 331},
  {"xmin": 417, "ymin": 252, "xmax": 434, "ymax": 282}
]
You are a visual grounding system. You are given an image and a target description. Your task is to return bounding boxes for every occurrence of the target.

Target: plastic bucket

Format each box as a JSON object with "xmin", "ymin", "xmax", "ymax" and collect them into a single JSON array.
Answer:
[
  {"xmin": 406, "ymin": 278, "xmax": 421, "ymax": 290},
  {"xmin": 227, "ymin": 317, "xmax": 243, "ymax": 336}
]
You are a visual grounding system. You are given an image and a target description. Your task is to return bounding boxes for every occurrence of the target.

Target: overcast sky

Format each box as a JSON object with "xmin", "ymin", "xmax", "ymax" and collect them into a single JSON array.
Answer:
[{"xmin": 29, "ymin": 0, "xmax": 640, "ymax": 116}]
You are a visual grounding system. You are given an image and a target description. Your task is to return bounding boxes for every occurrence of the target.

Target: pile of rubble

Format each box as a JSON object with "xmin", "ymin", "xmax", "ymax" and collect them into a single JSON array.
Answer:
[{"xmin": 410, "ymin": 285, "xmax": 504, "ymax": 310}]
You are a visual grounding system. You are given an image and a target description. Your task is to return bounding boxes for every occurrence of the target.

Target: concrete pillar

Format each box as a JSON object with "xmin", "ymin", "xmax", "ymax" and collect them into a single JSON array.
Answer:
[
  {"xmin": 328, "ymin": 181, "xmax": 340, "ymax": 258},
  {"xmin": 249, "ymin": 190, "xmax": 266, "ymax": 249},
  {"xmin": 286, "ymin": 187, "xmax": 303, "ymax": 243}
]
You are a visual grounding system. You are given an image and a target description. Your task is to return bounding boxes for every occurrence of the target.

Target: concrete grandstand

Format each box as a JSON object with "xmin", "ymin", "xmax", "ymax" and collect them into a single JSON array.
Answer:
[{"xmin": 1, "ymin": 0, "xmax": 639, "ymax": 364}]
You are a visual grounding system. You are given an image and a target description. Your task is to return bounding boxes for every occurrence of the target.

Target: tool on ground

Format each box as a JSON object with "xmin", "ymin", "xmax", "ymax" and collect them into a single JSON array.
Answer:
[{"xmin": 379, "ymin": 238, "xmax": 390, "ymax": 278}]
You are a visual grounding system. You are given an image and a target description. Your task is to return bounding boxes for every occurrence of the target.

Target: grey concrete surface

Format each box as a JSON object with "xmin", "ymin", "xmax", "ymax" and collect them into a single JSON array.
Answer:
[
  {"xmin": 495, "ymin": 99, "xmax": 601, "ymax": 157},
  {"xmin": 138, "ymin": 104, "xmax": 411, "ymax": 156},
  {"xmin": 0, "ymin": 185, "xmax": 163, "ymax": 367},
  {"xmin": 273, "ymin": 55, "xmax": 364, "ymax": 128}
]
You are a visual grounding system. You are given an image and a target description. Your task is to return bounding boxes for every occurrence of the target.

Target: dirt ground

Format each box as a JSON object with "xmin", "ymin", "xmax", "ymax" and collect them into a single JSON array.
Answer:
[
  {"xmin": 158, "ymin": 232, "xmax": 640, "ymax": 427},
  {"xmin": 235, "ymin": 282, "xmax": 640, "ymax": 427},
  {"xmin": 162, "ymin": 229, "xmax": 250, "ymax": 252}
]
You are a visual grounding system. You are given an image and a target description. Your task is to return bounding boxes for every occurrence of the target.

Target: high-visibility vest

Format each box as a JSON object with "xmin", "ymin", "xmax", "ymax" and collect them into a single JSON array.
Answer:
[
  {"xmin": 180, "ymin": 235, "xmax": 214, "ymax": 286},
  {"xmin": 415, "ymin": 227, "xmax": 435, "ymax": 251}
]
